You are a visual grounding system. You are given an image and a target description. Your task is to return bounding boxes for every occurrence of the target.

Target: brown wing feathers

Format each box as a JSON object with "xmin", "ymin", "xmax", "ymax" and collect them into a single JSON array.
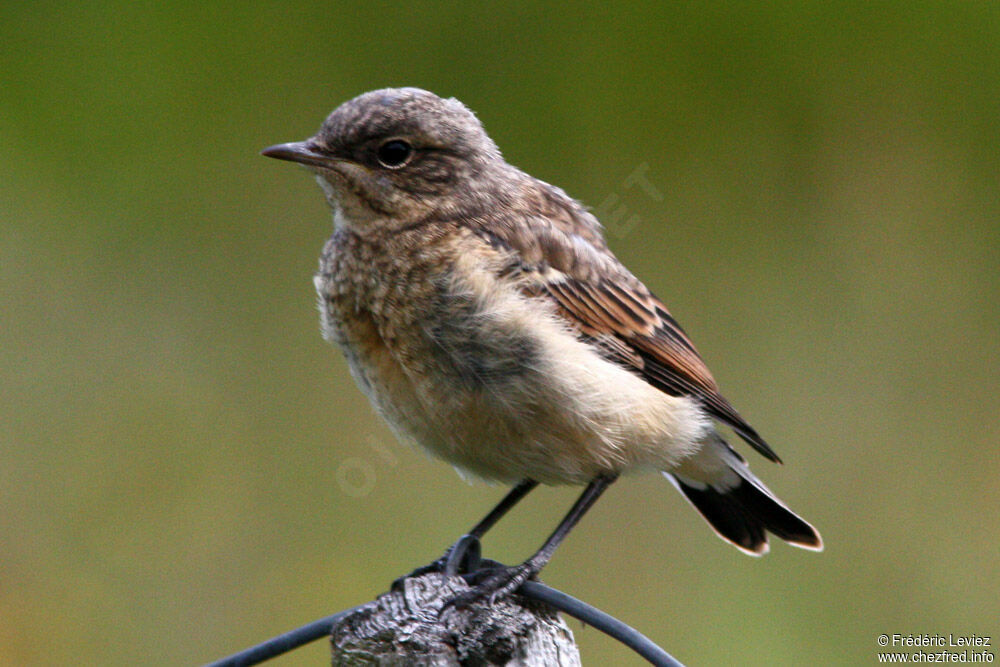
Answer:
[
  {"xmin": 470, "ymin": 184, "xmax": 781, "ymax": 464},
  {"xmin": 543, "ymin": 276, "xmax": 782, "ymax": 464}
]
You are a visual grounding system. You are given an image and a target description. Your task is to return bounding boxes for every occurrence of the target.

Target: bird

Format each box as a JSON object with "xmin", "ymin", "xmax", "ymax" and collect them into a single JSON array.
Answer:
[{"xmin": 261, "ymin": 87, "xmax": 822, "ymax": 605}]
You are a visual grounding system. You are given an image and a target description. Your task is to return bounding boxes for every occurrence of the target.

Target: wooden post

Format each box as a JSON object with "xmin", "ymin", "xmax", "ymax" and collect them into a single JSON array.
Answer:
[{"xmin": 330, "ymin": 572, "xmax": 581, "ymax": 665}]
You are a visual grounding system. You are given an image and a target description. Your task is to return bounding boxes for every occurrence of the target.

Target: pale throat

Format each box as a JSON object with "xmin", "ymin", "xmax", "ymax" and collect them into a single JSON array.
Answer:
[{"xmin": 315, "ymin": 175, "xmax": 357, "ymax": 231}]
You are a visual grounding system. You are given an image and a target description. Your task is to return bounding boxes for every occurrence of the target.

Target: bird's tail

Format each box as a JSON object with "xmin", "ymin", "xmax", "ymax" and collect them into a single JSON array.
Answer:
[{"xmin": 664, "ymin": 438, "xmax": 823, "ymax": 556}]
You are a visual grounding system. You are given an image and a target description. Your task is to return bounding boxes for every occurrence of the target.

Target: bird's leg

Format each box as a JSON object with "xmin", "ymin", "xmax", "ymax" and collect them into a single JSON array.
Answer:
[
  {"xmin": 392, "ymin": 479, "xmax": 538, "ymax": 588},
  {"xmin": 464, "ymin": 478, "xmax": 540, "ymax": 541},
  {"xmin": 443, "ymin": 474, "xmax": 618, "ymax": 610}
]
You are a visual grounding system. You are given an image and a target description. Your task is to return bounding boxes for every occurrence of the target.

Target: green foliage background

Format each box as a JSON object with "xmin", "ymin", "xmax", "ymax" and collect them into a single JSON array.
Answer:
[{"xmin": 2, "ymin": 3, "xmax": 997, "ymax": 665}]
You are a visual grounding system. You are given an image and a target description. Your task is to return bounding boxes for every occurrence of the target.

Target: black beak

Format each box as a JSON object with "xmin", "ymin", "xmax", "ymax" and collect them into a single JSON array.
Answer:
[{"xmin": 261, "ymin": 141, "xmax": 343, "ymax": 170}]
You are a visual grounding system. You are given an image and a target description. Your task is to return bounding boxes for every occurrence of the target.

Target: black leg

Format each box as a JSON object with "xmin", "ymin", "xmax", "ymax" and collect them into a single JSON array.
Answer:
[
  {"xmin": 393, "ymin": 479, "xmax": 538, "ymax": 588},
  {"xmin": 445, "ymin": 474, "xmax": 618, "ymax": 609},
  {"xmin": 519, "ymin": 474, "xmax": 615, "ymax": 574},
  {"xmin": 466, "ymin": 478, "xmax": 539, "ymax": 539}
]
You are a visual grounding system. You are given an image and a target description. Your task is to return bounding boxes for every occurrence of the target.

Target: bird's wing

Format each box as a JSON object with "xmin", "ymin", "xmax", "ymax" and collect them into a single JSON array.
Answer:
[
  {"xmin": 539, "ymin": 271, "xmax": 780, "ymax": 463},
  {"xmin": 471, "ymin": 195, "xmax": 781, "ymax": 463}
]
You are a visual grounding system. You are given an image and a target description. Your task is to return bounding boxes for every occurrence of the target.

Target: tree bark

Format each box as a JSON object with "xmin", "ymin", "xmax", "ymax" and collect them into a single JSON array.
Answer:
[{"xmin": 330, "ymin": 572, "xmax": 581, "ymax": 666}]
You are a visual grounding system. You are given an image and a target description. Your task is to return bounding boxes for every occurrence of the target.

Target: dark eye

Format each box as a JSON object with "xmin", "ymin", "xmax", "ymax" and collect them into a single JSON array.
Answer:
[{"xmin": 376, "ymin": 139, "xmax": 413, "ymax": 168}]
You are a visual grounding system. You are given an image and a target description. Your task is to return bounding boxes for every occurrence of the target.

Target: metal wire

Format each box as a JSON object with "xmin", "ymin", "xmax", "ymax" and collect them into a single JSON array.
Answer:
[
  {"xmin": 204, "ymin": 539, "xmax": 684, "ymax": 667},
  {"xmin": 519, "ymin": 581, "xmax": 683, "ymax": 667},
  {"xmin": 204, "ymin": 607, "xmax": 360, "ymax": 667}
]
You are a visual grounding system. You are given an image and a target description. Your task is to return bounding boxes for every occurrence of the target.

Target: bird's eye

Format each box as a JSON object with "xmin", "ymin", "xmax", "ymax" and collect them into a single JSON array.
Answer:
[{"xmin": 376, "ymin": 139, "xmax": 413, "ymax": 168}]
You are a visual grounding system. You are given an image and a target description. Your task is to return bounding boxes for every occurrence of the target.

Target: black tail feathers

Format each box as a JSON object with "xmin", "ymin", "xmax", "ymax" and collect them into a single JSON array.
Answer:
[{"xmin": 666, "ymin": 472, "xmax": 823, "ymax": 556}]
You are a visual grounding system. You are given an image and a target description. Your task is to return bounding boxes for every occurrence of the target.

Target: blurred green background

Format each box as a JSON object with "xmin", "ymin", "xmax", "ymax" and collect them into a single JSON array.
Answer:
[{"xmin": 3, "ymin": 3, "xmax": 997, "ymax": 665}]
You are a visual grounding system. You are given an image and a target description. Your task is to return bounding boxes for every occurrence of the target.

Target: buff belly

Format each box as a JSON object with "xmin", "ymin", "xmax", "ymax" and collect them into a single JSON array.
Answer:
[{"xmin": 322, "ymin": 274, "xmax": 711, "ymax": 486}]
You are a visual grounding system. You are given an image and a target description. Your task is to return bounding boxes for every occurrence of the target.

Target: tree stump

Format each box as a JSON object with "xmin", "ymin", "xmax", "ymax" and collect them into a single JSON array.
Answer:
[{"xmin": 330, "ymin": 572, "xmax": 581, "ymax": 666}]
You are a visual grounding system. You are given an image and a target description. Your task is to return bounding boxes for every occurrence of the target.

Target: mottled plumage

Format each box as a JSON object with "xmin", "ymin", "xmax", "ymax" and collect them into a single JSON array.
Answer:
[{"xmin": 262, "ymin": 88, "xmax": 821, "ymax": 598}]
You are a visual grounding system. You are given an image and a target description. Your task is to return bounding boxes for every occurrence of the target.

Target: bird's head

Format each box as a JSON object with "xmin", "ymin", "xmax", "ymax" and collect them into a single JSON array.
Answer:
[{"xmin": 262, "ymin": 87, "xmax": 505, "ymax": 230}]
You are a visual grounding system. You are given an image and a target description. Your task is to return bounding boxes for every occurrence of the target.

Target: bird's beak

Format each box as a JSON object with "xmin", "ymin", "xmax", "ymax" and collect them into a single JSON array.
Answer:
[{"xmin": 261, "ymin": 141, "xmax": 344, "ymax": 170}]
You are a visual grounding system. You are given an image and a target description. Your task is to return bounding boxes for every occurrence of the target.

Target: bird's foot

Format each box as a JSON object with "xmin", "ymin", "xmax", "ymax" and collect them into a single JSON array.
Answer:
[
  {"xmin": 439, "ymin": 561, "xmax": 537, "ymax": 618},
  {"xmin": 391, "ymin": 534, "xmax": 482, "ymax": 592}
]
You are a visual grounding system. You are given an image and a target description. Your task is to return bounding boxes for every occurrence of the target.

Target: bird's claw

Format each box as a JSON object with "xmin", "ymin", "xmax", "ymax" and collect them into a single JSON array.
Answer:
[
  {"xmin": 443, "ymin": 534, "xmax": 482, "ymax": 575},
  {"xmin": 390, "ymin": 534, "xmax": 482, "ymax": 592},
  {"xmin": 438, "ymin": 563, "xmax": 535, "ymax": 619}
]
